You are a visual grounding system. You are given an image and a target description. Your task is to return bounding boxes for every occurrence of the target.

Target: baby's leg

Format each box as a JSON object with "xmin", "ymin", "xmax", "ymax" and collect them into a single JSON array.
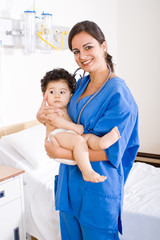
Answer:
[
  {"xmin": 84, "ymin": 126, "xmax": 120, "ymax": 150},
  {"xmin": 53, "ymin": 132, "xmax": 107, "ymax": 183}
]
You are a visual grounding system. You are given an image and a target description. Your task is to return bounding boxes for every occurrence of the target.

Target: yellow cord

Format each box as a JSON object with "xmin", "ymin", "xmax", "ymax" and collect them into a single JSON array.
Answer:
[{"xmin": 37, "ymin": 30, "xmax": 67, "ymax": 50}]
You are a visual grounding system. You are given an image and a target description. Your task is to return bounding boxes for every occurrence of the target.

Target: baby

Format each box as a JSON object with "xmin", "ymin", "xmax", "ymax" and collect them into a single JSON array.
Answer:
[{"xmin": 41, "ymin": 68, "xmax": 120, "ymax": 183}]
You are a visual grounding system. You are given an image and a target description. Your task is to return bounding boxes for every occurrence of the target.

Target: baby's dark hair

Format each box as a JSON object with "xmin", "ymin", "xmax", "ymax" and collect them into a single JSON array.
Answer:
[{"xmin": 41, "ymin": 68, "xmax": 76, "ymax": 94}]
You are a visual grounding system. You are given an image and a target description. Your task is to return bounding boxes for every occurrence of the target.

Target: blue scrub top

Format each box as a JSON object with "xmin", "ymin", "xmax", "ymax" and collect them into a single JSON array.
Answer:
[{"xmin": 54, "ymin": 75, "xmax": 140, "ymax": 234}]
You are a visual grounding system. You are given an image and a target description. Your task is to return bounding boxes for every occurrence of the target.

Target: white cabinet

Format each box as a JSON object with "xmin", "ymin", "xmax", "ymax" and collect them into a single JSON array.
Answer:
[{"xmin": 0, "ymin": 165, "xmax": 25, "ymax": 240}]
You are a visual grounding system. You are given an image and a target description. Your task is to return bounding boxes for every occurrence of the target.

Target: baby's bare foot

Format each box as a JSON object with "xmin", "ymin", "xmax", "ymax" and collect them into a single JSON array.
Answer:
[
  {"xmin": 82, "ymin": 169, "xmax": 107, "ymax": 183},
  {"xmin": 99, "ymin": 126, "xmax": 120, "ymax": 149}
]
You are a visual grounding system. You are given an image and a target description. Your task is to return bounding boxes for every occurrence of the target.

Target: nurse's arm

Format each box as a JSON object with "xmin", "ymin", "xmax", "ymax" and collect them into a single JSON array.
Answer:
[{"xmin": 89, "ymin": 149, "xmax": 108, "ymax": 162}]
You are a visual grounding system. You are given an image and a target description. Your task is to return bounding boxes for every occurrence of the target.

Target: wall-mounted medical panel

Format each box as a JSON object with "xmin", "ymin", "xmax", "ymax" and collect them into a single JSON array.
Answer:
[{"xmin": 0, "ymin": 17, "xmax": 69, "ymax": 53}]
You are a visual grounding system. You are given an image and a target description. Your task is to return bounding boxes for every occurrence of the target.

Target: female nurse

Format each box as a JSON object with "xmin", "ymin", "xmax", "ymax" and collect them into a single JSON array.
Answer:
[{"xmin": 37, "ymin": 20, "xmax": 139, "ymax": 240}]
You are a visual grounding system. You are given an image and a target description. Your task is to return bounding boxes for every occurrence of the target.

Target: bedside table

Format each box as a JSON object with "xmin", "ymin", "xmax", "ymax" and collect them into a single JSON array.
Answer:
[{"xmin": 0, "ymin": 165, "xmax": 25, "ymax": 240}]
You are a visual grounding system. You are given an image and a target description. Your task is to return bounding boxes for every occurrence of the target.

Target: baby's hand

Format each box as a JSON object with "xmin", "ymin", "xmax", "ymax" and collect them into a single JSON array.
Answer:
[{"xmin": 75, "ymin": 124, "xmax": 84, "ymax": 135}]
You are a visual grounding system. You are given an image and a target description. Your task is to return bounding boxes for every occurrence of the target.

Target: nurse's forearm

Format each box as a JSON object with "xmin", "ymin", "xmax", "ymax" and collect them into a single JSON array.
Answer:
[
  {"xmin": 54, "ymin": 147, "xmax": 108, "ymax": 162},
  {"xmin": 89, "ymin": 149, "xmax": 108, "ymax": 162}
]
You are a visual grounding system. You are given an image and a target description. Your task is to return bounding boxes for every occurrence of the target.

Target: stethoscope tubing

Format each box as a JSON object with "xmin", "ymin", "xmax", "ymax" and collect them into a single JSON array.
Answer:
[{"xmin": 74, "ymin": 66, "xmax": 111, "ymax": 124}]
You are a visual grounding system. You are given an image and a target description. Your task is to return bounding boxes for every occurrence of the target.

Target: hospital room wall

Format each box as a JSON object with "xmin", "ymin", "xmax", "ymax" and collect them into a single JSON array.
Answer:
[
  {"xmin": 1, "ymin": 0, "xmax": 159, "ymax": 155},
  {"xmin": 0, "ymin": 0, "xmax": 117, "ymax": 127},
  {"xmin": 116, "ymin": 0, "xmax": 160, "ymax": 154}
]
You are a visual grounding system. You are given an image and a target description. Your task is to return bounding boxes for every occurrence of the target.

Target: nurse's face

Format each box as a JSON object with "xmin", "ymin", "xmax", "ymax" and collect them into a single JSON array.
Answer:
[{"xmin": 71, "ymin": 31, "xmax": 107, "ymax": 73}]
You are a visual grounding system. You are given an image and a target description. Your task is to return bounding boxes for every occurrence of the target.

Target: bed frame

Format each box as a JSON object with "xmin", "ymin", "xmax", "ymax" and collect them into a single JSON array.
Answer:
[{"xmin": 135, "ymin": 152, "xmax": 160, "ymax": 167}]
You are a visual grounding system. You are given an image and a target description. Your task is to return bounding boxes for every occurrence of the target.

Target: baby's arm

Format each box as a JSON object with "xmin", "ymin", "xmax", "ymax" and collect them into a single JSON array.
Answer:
[{"xmin": 50, "ymin": 114, "xmax": 84, "ymax": 135}]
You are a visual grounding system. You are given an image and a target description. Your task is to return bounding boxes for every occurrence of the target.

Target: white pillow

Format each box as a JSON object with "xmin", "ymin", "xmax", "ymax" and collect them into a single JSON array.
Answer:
[{"xmin": 2, "ymin": 124, "xmax": 54, "ymax": 168}]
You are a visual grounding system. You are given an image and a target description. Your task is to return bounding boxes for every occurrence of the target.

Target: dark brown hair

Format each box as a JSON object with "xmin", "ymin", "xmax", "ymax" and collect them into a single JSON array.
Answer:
[
  {"xmin": 68, "ymin": 20, "xmax": 114, "ymax": 72},
  {"xmin": 41, "ymin": 68, "xmax": 76, "ymax": 94}
]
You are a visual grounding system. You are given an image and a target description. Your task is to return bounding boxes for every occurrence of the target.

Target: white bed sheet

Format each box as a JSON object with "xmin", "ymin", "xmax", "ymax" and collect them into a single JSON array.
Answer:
[
  {"xmin": 0, "ymin": 139, "xmax": 61, "ymax": 240},
  {"xmin": 120, "ymin": 162, "xmax": 160, "ymax": 240}
]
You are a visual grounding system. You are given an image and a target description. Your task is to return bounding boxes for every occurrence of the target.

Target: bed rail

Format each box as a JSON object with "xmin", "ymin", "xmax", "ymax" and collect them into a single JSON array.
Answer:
[{"xmin": 0, "ymin": 120, "xmax": 40, "ymax": 138}]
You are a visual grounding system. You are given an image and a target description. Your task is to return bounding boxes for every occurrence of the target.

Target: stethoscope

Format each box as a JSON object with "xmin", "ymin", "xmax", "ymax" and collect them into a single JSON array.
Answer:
[{"xmin": 73, "ymin": 65, "xmax": 111, "ymax": 124}]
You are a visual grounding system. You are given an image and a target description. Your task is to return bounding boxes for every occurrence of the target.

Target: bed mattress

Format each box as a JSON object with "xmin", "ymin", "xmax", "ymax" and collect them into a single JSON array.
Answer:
[{"xmin": 120, "ymin": 162, "xmax": 160, "ymax": 240}]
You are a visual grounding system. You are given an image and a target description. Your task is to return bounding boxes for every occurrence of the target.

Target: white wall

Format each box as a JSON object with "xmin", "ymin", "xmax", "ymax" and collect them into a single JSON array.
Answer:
[
  {"xmin": 0, "ymin": 0, "xmax": 117, "ymax": 126},
  {"xmin": 117, "ymin": 0, "xmax": 160, "ymax": 154},
  {"xmin": 1, "ymin": 0, "xmax": 159, "ymax": 154}
]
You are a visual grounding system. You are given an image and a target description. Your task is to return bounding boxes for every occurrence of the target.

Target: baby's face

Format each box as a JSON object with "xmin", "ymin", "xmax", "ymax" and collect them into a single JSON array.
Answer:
[{"xmin": 45, "ymin": 79, "xmax": 72, "ymax": 109}]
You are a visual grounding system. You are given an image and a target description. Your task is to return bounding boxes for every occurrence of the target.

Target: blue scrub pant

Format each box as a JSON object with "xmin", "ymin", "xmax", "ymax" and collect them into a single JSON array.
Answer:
[{"xmin": 59, "ymin": 211, "xmax": 120, "ymax": 240}]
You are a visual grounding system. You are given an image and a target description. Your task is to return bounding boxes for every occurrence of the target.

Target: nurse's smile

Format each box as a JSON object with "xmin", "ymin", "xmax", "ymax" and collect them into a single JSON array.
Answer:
[{"xmin": 81, "ymin": 59, "xmax": 93, "ymax": 66}]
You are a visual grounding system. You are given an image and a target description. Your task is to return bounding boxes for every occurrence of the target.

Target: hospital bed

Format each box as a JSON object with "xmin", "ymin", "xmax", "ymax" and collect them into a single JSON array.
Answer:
[{"xmin": 0, "ymin": 120, "xmax": 160, "ymax": 240}]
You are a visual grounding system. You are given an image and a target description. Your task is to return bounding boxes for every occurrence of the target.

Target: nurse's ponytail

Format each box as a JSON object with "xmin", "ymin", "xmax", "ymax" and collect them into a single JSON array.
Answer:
[{"xmin": 68, "ymin": 20, "xmax": 114, "ymax": 73}]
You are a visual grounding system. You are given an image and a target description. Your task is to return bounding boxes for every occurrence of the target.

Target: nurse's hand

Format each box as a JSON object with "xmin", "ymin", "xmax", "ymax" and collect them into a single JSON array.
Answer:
[
  {"xmin": 45, "ymin": 135, "xmax": 74, "ymax": 160},
  {"xmin": 45, "ymin": 135, "xmax": 60, "ymax": 158},
  {"xmin": 36, "ymin": 95, "xmax": 58, "ymax": 125}
]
